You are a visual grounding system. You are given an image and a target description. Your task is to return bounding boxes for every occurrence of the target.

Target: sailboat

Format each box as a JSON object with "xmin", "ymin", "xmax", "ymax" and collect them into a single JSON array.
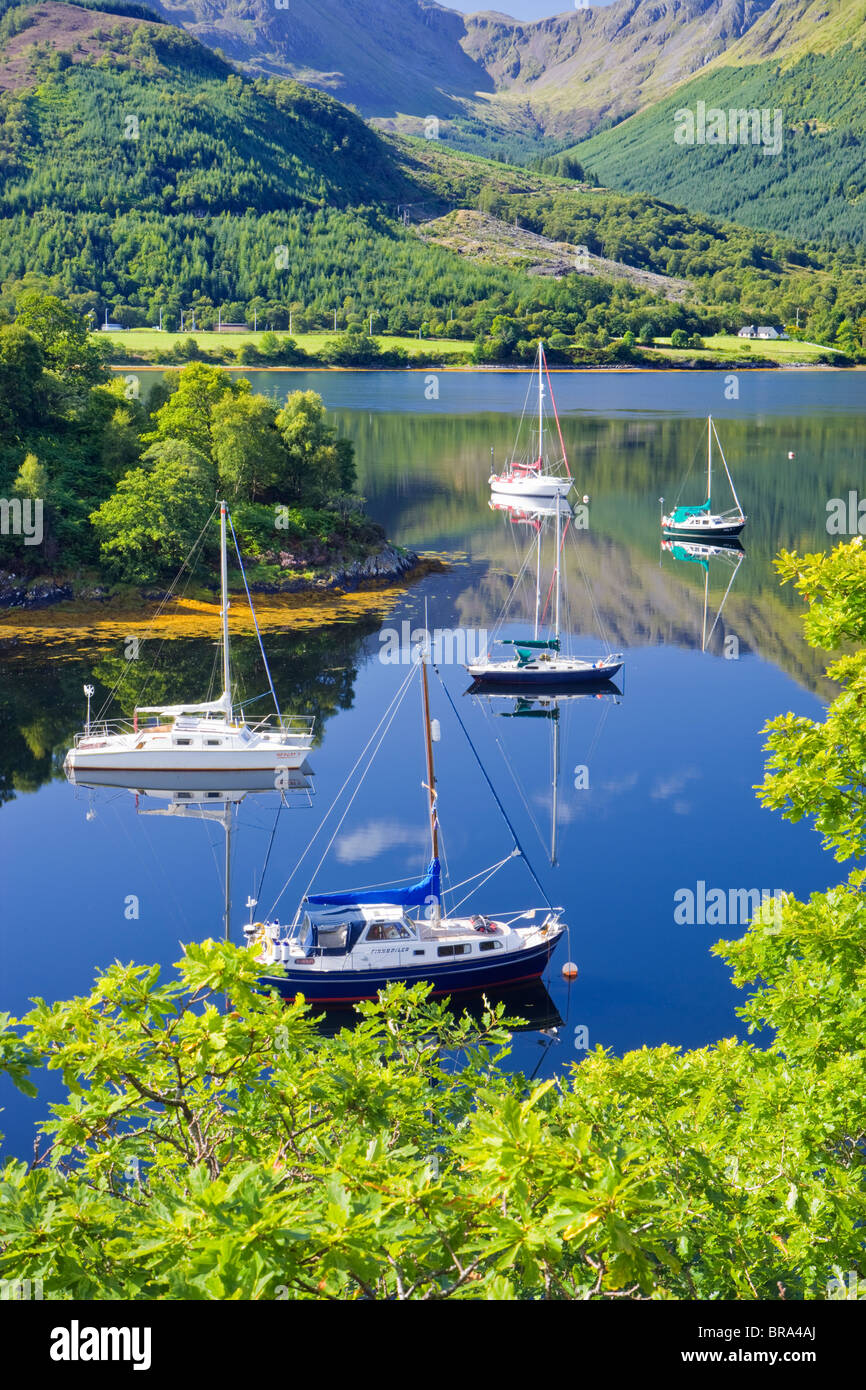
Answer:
[
  {"xmin": 64, "ymin": 502, "xmax": 315, "ymax": 775},
  {"xmin": 660, "ymin": 535, "xmax": 746, "ymax": 654},
  {"xmin": 661, "ymin": 417, "xmax": 746, "ymax": 539},
  {"xmin": 245, "ymin": 651, "xmax": 566, "ymax": 1003},
  {"xmin": 466, "ymin": 495, "xmax": 623, "ymax": 687},
  {"xmin": 489, "ymin": 343, "xmax": 573, "ymax": 500}
]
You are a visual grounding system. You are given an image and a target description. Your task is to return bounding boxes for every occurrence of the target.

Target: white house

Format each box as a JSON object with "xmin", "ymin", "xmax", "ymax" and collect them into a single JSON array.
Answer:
[{"xmin": 738, "ymin": 325, "xmax": 789, "ymax": 340}]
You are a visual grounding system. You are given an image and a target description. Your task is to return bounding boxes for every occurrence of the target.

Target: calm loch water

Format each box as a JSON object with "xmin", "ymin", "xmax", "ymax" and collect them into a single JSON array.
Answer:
[{"xmin": 1, "ymin": 369, "xmax": 863, "ymax": 1157}]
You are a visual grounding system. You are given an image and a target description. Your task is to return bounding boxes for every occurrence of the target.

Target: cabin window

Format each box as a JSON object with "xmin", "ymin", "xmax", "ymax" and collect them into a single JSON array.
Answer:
[
  {"xmin": 437, "ymin": 943, "xmax": 470, "ymax": 957},
  {"xmin": 175, "ymin": 739, "xmax": 191, "ymax": 746},
  {"xmin": 413, "ymin": 949, "xmax": 424, "ymax": 956},
  {"xmin": 479, "ymin": 941, "xmax": 495, "ymax": 952},
  {"xmin": 206, "ymin": 740, "xmax": 221, "ymax": 746},
  {"xmin": 366, "ymin": 922, "xmax": 412, "ymax": 942}
]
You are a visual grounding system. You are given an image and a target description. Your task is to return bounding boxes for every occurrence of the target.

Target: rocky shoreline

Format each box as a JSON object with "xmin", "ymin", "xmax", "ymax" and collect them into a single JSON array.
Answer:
[{"xmin": 0, "ymin": 544, "xmax": 426, "ymax": 611}]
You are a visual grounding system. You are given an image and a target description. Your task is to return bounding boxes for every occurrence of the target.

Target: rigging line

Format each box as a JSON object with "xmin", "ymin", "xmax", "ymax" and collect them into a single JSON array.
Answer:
[
  {"xmin": 449, "ymin": 852, "xmax": 519, "ymax": 915},
  {"xmin": 446, "ymin": 852, "xmax": 518, "ymax": 895},
  {"xmin": 539, "ymin": 514, "xmax": 570, "ymax": 630},
  {"xmin": 671, "ymin": 433, "xmax": 704, "ymax": 508},
  {"xmin": 542, "ymin": 355, "xmax": 571, "ymax": 476},
  {"xmin": 433, "ymin": 665, "xmax": 552, "ymax": 910},
  {"xmin": 506, "ymin": 363, "xmax": 538, "ymax": 465},
  {"xmin": 108, "ymin": 797, "xmax": 190, "ymax": 934},
  {"xmin": 228, "ymin": 512, "xmax": 281, "ymax": 721},
  {"xmin": 567, "ymin": 522, "xmax": 611, "ymax": 652},
  {"xmin": 704, "ymin": 553, "xmax": 745, "ymax": 649},
  {"xmin": 584, "ymin": 697, "xmax": 613, "ymax": 767},
  {"xmin": 264, "ymin": 660, "xmax": 419, "ymax": 916},
  {"xmin": 254, "ymin": 797, "xmax": 283, "ymax": 905},
  {"xmin": 292, "ymin": 668, "xmax": 417, "ymax": 914},
  {"xmin": 487, "ymin": 538, "xmax": 540, "ymax": 650},
  {"xmin": 476, "ymin": 694, "xmax": 549, "ymax": 861},
  {"xmin": 95, "ymin": 503, "xmax": 219, "ymax": 721}
]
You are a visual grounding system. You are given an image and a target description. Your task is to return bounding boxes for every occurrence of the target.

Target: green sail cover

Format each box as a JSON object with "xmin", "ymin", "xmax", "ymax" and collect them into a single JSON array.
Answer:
[
  {"xmin": 500, "ymin": 638, "xmax": 560, "ymax": 651},
  {"xmin": 670, "ymin": 500, "xmax": 711, "ymax": 523},
  {"xmin": 670, "ymin": 544, "xmax": 709, "ymax": 571}
]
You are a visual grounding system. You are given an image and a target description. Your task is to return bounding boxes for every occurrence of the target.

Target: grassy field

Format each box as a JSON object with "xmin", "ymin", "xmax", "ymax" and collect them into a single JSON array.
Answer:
[
  {"xmin": 102, "ymin": 328, "xmax": 845, "ymax": 368},
  {"xmin": 102, "ymin": 329, "xmax": 469, "ymax": 359},
  {"xmin": 646, "ymin": 334, "xmax": 841, "ymax": 364}
]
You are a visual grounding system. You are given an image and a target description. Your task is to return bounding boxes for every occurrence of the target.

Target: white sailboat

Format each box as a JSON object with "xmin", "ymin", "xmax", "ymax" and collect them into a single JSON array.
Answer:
[
  {"xmin": 64, "ymin": 502, "xmax": 315, "ymax": 775},
  {"xmin": 661, "ymin": 417, "xmax": 747, "ymax": 539},
  {"xmin": 489, "ymin": 343, "xmax": 573, "ymax": 500},
  {"xmin": 467, "ymin": 495, "xmax": 623, "ymax": 687}
]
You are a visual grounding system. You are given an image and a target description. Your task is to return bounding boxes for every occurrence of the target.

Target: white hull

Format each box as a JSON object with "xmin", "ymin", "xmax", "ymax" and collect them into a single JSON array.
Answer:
[
  {"xmin": 65, "ymin": 720, "xmax": 313, "ymax": 774},
  {"xmin": 490, "ymin": 473, "xmax": 572, "ymax": 499},
  {"xmin": 65, "ymin": 746, "xmax": 311, "ymax": 773}
]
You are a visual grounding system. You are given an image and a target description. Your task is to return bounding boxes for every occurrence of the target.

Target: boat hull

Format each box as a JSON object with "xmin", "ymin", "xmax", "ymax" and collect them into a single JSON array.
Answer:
[
  {"xmin": 662, "ymin": 518, "xmax": 746, "ymax": 539},
  {"xmin": 65, "ymin": 746, "xmax": 311, "ymax": 773},
  {"xmin": 261, "ymin": 933, "xmax": 563, "ymax": 1003},
  {"xmin": 490, "ymin": 475, "xmax": 572, "ymax": 499},
  {"xmin": 467, "ymin": 660, "xmax": 622, "ymax": 687}
]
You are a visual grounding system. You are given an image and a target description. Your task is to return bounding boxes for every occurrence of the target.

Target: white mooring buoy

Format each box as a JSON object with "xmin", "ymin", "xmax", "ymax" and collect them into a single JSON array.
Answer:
[{"xmin": 562, "ymin": 961, "xmax": 579, "ymax": 980}]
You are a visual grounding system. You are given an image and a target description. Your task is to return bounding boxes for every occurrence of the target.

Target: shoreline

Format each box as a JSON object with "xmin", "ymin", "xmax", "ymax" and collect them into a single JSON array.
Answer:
[
  {"xmin": 111, "ymin": 362, "xmax": 858, "ymax": 374},
  {"xmin": 0, "ymin": 548, "xmax": 442, "ymax": 615}
]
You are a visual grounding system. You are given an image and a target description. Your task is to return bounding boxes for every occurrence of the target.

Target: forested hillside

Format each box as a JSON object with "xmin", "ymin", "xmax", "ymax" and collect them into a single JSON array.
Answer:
[
  {"xmin": 574, "ymin": 44, "xmax": 866, "ymax": 246},
  {"xmin": 0, "ymin": 1, "xmax": 863, "ymax": 357}
]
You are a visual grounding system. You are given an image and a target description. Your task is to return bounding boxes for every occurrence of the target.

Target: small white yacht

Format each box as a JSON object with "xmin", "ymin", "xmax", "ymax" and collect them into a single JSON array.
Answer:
[{"xmin": 64, "ymin": 502, "xmax": 314, "ymax": 776}]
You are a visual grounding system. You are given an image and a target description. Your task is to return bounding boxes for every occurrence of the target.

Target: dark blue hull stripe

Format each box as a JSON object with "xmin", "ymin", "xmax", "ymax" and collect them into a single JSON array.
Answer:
[
  {"xmin": 472, "ymin": 666, "xmax": 621, "ymax": 687},
  {"xmin": 261, "ymin": 937, "xmax": 561, "ymax": 1002}
]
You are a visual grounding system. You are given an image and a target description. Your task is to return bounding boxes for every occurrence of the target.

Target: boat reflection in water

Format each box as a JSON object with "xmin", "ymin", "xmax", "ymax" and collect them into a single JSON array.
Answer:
[
  {"xmin": 468, "ymin": 679, "xmax": 622, "ymax": 867},
  {"xmin": 660, "ymin": 536, "xmax": 746, "ymax": 655},
  {"xmin": 307, "ymin": 978, "xmax": 564, "ymax": 1040},
  {"xmin": 65, "ymin": 765, "xmax": 315, "ymax": 939}
]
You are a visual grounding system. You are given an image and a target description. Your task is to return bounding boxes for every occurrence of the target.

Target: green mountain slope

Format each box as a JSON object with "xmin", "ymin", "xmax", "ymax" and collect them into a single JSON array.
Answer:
[
  {"xmin": 572, "ymin": 1, "xmax": 866, "ymax": 244},
  {"xmin": 0, "ymin": 0, "xmax": 861, "ymax": 353}
]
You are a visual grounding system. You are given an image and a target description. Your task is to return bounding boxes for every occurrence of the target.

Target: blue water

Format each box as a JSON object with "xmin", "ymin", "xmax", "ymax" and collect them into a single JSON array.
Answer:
[{"xmin": 1, "ymin": 368, "xmax": 860, "ymax": 1158}]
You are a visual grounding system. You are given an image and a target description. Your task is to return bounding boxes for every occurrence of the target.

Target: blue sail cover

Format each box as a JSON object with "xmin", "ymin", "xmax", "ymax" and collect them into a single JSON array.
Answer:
[{"xmin": 307, "ymin": 858, "xmax": 441, "ymax": 908}]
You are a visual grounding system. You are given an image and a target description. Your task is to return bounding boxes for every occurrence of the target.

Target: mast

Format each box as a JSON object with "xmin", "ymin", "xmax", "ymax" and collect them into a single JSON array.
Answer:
[
  {"xmin": 538, "ymin": 342, "xmax": 544, "ymax": 464},
  {"xmin": 223, "ymin": 800, "xmax": 232, "ymax": 941},
  {"xmin": 534, "ymin": 527, "xmax": 542, "ymax": 639},
  {"xmin": 707, "ymin": 416, "xmax": 712, "ymax": 509},
  {"xmin": 219, "ymin": 501, "xmax": 232, "ymax": 720},
  {"xmin": 420, "ymin": 650, "xmax": 440, "ymax": 925},
  {"xmin": 702, "ymin": 565, "xmax": 709, "ymax": 653},
  {"xmin": 551, "ymin": 704, "xmax": 559, "ymax": 866},
  {"xmin": 554, "ymin": 493, "xmax": 562, "ymax": 644}
]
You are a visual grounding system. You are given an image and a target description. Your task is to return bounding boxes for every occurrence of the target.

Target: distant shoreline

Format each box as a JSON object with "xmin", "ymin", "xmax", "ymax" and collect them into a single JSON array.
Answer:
[{"xmin": 112, "ymin": 362, "xmax": 860, "ymax": 374}]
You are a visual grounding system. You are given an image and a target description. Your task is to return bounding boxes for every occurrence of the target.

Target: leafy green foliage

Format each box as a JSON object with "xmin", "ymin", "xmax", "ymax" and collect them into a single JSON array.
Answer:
[
  {"xmin": 757, "ymin": 538, "xmax": 866, "ymax": 859},
  {"xmin": 0, "ymin": 295, "xmax": 365, "ymax": 582},
  {"xmin": 2, "ymin": 545, "xmax": 866, "ymax": 1298}
]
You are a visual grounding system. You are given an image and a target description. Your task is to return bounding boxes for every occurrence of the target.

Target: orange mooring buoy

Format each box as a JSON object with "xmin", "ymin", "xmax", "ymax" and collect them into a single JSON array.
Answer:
[{"xmin": 562, "ymin": 961, "xmax": 579, "ymax": 980}]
